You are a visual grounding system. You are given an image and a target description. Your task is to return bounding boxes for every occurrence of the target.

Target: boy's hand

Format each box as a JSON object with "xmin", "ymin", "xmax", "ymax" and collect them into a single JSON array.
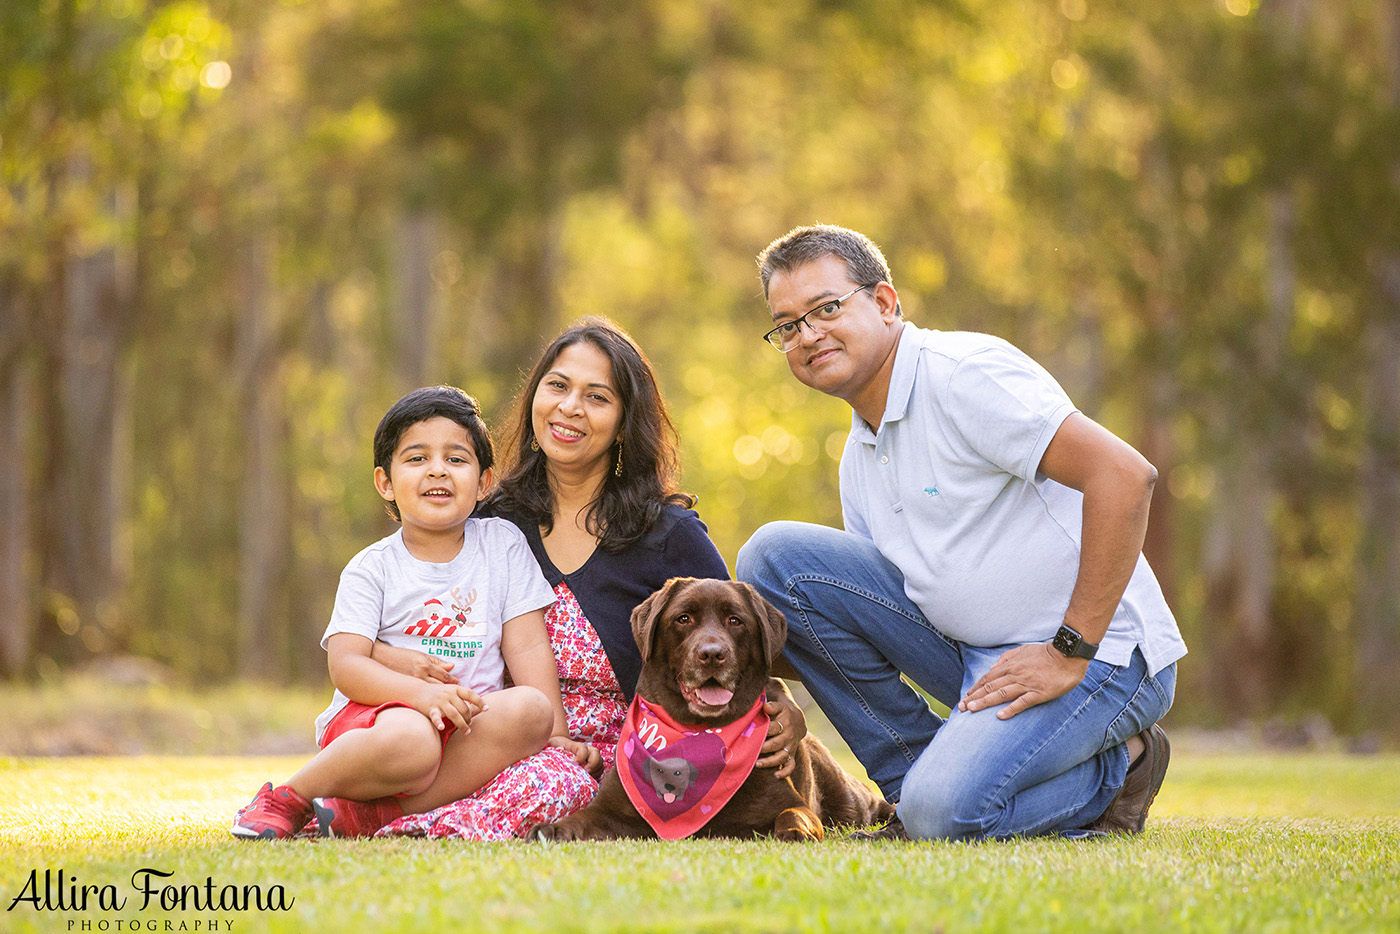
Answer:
[
  {"xmin": 549, "ymin": 736, "xmax": 603, "ymax": 778},
  {"xmin": 415, "ymin": 683, "xmax": 485, "ymax": 733},
  {"xmin": 372, "ymin": 641, "xmax": 458, "ymax": 684}
]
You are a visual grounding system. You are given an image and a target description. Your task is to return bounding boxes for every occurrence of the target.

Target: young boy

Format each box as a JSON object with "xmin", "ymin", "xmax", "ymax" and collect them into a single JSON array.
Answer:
[{"xmin": 233, "ymin": 386, "xmax": 582, "ymax": 839}]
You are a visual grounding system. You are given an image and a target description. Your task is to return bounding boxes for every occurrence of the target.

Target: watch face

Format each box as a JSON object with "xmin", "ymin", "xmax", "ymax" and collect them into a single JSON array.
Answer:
[{"xmin": 1053, "ymin": 627, "xmax": 1081, "ymax": 656}]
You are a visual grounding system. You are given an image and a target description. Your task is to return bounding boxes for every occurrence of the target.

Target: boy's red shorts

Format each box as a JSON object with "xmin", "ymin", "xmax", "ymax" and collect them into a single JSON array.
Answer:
[{"xmin": 319, "ymin": 701, "xmax": 458, "ymax": 753}]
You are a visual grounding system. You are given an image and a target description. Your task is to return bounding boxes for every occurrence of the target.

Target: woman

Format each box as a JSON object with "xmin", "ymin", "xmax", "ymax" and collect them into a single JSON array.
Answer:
[{"xmin": 373, "ymin": 317, "xmax": 806, "ymax": 839}]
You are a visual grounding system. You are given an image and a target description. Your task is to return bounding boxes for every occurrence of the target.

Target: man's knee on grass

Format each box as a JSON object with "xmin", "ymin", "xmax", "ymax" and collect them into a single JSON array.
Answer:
[{"xmin": 896, "ymin": 777, "xmax": 997, "ymax": 841}]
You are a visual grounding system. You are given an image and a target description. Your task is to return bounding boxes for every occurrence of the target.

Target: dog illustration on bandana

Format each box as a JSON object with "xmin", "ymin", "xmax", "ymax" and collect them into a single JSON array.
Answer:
[{"xmin": 646, "ymin": 756, "xmax": 699, "ymax": 804}]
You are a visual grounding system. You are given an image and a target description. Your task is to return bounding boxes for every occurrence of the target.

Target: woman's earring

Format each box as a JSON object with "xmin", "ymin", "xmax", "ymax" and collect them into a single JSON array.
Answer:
[
  {"xmin": 614, "ymin": 441, "xmax": 623, "ymax": 478},
  {"xmin": 530, "ymin": 437, "xmax": 540, "ymax": 452}
]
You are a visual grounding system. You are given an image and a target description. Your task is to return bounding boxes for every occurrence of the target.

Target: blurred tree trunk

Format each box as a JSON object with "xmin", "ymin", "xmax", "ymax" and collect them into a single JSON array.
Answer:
[
  {"xmin": 1139, "ymin": 367, "xmax": 1176, "ymax": 603},
  {"xmin": 233, "ymin": 39, "xmax": 290, "ymax": 681},
  {"xmin": 3, "ymin": 0, "xmax": 150, "ymax": 676},
  {"xmin": 1356, "ymin": 291, "xmax": 1400, "ymax": 735},
  {"xmin": 36, "ymin": 155, "xmax": 135, "ymax": 666},
  {"xmin": 1203, "ymin": 448, "xmax": 1276, "ymax": 717},
  {"xmin": 235, "ymin": 228, "xmax": 290, "ymax": 680},
  {"xmin": 1203, "ymin": 0, "xmax": 1311, "ymax": 719},
  {"xmin": 486, "ymin": 213, "xmax": 564, "ymax": 384},
  {"xmin": 1204, "ymin": 180, "xmax": 1296, "ymax": 721},
  {"xmin": 394, "ymin": 209, "xmax": 437, "ymax": 387},
  {"xmin": 0, "ymin": 281, "xmax": 34, "ymax": 675},
  {"xmin": 499, "ymin": 239, "xmax": 560, "ymax": 381},
  {"xmin": 1138, "ymin": 145, "xmax": 1182, "ymax": 606},
  {"xmin": 1354, "ymin": 0, "xmax": 1400, "ymax": 735}
]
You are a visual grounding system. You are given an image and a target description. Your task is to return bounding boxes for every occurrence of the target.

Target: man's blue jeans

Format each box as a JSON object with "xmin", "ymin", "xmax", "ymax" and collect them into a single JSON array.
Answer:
[{"xmin": 737, "ymin": 520, "xmax": 1176, "ymax": 840}]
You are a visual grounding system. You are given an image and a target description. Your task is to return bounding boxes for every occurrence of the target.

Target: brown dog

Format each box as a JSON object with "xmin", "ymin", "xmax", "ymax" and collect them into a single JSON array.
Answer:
[{"xmin": 529, "ymin": 577, "xmax": 893, "ymax": 841}]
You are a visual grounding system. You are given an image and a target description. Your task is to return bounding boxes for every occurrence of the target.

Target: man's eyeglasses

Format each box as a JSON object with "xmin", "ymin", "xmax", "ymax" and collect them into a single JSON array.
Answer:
[{"xmin": 763, "ymin": 285, "xmax": 872, "ymax": 352}]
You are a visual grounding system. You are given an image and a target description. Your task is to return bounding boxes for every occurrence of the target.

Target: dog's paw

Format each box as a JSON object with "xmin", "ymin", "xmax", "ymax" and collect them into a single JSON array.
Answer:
[
  {"xmin": 526, "ymin": 823, "xmax": 561, "ymax": 843},
  {"xmin": 528, "ymin": 821, "xmax": 592, "ymax": 843},
  {"xmin": 772, "ymin": 806, "xmax": 824, "ymax": 842}
]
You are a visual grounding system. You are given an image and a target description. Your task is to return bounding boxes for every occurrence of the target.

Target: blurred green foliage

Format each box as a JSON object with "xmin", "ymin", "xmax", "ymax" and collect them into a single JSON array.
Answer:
[{"xmin": 2, "ymin": 0, "xmax": 1397, "ymax": 736}]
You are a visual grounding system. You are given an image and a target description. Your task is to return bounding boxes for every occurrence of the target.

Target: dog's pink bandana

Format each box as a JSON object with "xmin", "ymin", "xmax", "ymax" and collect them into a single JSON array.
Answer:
[{"xmin": 615, "ymin": 694, "xmax": 769, "ymax": 839}]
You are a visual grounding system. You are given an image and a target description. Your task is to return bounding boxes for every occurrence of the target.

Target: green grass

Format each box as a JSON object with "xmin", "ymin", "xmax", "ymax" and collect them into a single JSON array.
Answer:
[
  {"xmin": 2, "ymin": 754, "xmax": 1397, "ymax": 933},
  {"xmin": 0, "ymin": 674, "xmax": 328, "ymax": 756}
]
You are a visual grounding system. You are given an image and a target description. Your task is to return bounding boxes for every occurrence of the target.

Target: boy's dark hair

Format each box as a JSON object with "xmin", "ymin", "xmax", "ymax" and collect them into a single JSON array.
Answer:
[
  {"xmin": 486, "ymin": 317, "xmax": 694, "ymax": 553},
  {"xmin": 373, "ymin": 385, "xmax": 493, "ymax": 521}
]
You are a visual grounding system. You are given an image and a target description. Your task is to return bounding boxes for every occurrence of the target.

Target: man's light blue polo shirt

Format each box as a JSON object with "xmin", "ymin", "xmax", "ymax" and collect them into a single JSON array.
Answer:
[{"xmin": 839, "ymin": 322, "xmax": 1187, "ymax": 676}]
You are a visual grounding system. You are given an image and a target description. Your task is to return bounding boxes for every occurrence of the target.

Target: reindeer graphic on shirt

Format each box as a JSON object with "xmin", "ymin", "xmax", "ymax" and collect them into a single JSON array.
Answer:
[{"xmin": 403, "ymin": 586, "xmax": 482, "ymax": 638}]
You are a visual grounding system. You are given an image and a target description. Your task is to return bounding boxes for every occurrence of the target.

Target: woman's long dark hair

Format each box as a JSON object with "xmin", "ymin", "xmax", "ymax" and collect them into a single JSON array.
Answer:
[{"xmin": 486, "ymin": 317, "xmax": 694, "ymax": 553}]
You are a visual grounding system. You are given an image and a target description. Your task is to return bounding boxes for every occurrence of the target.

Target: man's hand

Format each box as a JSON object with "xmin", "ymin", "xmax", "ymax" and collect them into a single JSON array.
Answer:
[{"xmin": 959, "ymin": 643, "xmax": 1088, "ymax": 719}]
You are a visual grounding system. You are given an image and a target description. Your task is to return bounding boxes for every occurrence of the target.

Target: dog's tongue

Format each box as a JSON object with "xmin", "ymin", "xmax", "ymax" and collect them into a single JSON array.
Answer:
[{"xmin": 696, "ymin": 684, "xmax": 734, "ymax": 707}]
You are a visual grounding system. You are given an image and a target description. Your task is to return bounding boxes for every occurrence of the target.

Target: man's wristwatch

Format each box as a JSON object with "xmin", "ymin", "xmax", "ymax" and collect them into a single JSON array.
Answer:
[{"xmin": 1051, "ymin": 624, "xmax": 1099, "ymax": 661}]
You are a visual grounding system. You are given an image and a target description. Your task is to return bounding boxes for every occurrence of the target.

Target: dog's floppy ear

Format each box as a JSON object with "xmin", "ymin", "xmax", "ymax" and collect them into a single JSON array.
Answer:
[
  {"xmin": 630, "ymin": 577, "xmax": 693, "ymax": 662},
  {"xmin": 734, "ymin": 581, "xmax": 788, "ymax": 668}
]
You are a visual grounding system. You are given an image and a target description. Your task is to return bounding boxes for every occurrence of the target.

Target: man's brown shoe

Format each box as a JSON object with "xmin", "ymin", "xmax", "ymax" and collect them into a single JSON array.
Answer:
[{"xmin": 1087, "ymin": 723, "xmax": 1170, "ymax": 835}]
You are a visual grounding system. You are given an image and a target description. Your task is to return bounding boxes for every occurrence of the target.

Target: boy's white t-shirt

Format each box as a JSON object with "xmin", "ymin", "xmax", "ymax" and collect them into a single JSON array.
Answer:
[{"xmin": 313, "ymin": 517, "xmax": 555, "ymax": 744}]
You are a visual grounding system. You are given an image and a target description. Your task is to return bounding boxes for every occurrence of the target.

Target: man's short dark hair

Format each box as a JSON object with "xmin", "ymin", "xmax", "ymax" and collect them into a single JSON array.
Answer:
[
  {"xmin": 373, "ymin": 386, "xmax": 493, "ymax": 521},
  {"xmin": 756, "ymin": 224, "xmax": 895, "ymax": 300}
]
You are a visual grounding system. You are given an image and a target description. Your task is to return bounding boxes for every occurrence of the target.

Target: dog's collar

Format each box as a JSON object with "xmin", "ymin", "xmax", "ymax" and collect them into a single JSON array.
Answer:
[{"xmin": 615, "ymin": 693, "xmax": 769, "ymax": 839}]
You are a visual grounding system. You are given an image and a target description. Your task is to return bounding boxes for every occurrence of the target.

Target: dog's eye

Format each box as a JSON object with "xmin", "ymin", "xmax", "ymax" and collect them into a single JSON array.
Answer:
[
  {"xmin": 726, "ymin": 616, "xmax": 742, "ymax": 627},
  {"xmin": 677, "ymin": 614, "xmax": 691, "ymax": 625}
]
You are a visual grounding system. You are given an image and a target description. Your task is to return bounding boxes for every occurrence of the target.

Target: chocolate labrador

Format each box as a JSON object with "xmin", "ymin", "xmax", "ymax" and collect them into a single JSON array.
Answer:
[{"xmin": 529, "ymin": 577, "xmax": 894, "ymax": 842}]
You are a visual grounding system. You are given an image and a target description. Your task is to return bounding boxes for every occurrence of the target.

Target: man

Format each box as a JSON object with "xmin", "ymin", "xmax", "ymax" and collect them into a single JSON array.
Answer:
[{"xmin": 736, "ymin": 225, "xmax": 1185, "ymax": 840}]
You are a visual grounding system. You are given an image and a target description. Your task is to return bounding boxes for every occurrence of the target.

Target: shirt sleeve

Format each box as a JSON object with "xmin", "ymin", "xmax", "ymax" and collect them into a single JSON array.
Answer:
[
  {"xmin": 944, "ymin": 344, "xmax": 1077, "ymax": 482},
  {"xmin": 498, "ymin": 522, "xmax": 557, "ymax": 620},
  {"xmin": 662, "ymin": 512, "xmax": 731, "ymax": 581},
  {"xmin": 321, "ymin": 553, "xmax": 386, "ymax": 650}
]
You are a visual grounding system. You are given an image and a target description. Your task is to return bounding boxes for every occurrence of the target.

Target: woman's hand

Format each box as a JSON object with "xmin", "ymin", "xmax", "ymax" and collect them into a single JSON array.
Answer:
[
  {"xmin": 549, "ymin": 736, "xmax": 604, "ymax": 778},
  {"xmin": 758, "ymin": 680, "xmax": 807, "ymax": 779},
  {"xmin": 372, "ymin": 641, "xmax": 459, "ymax": 684}
]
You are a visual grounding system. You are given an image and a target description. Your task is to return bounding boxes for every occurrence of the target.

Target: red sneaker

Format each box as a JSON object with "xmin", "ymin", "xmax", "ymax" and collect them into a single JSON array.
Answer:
[
  {"xmin": 312, "ymin": 796, "xmax": 404, "ymax": 838},
  {"xmin": 231, "ymin": 783, "xmax": 313, "ymax": 840}
]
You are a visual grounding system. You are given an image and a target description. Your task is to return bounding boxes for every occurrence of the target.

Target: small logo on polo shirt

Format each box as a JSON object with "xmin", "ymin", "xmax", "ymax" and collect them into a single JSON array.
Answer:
[{"xmin": 924, "ymin": 486, "xmax": 940, "ymax": 497}]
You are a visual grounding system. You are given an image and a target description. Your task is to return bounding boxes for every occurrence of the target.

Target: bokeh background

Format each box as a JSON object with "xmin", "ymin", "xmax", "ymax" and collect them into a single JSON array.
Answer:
[{"xmin": 2, "ymin": 0, "xmax": 1397, "ymax": 746}]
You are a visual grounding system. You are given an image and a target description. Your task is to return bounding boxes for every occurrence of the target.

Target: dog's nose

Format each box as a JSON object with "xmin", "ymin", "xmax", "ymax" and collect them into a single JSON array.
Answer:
[{"xmin": 697, "ymin": 642, "xmax": 729, "ymax": 665}]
